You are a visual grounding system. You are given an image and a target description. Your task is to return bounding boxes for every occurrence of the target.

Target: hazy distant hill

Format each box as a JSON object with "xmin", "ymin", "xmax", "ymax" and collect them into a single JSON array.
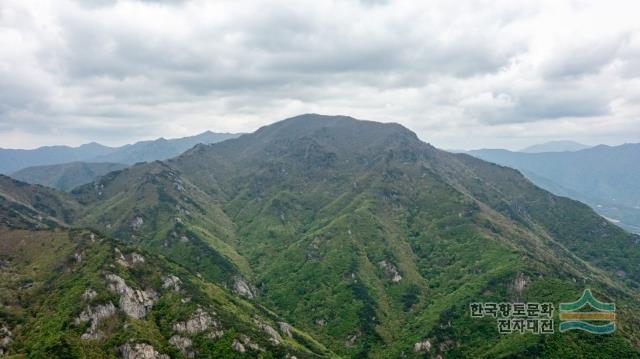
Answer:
[
  {"xmin": 91, "ymin": 131, "xmax": 241, "ymax": 164},
  {"xmin": 520, "ymin": 140, "xmax": 591, "ymax": 153},
  {"xmin": 0, "ymin": 131, "xmax": 241, "ymax": 174},
  {"xmin": 0, "ymin": 142, "xmax": 113, "ymax": 174},
  {"xmin": 11, "ymin": 162, "xmax": 128, "ymax": 192},
  {"xmin": 469, "ymin": 143, "xmax": 640, "ymax": 233}
]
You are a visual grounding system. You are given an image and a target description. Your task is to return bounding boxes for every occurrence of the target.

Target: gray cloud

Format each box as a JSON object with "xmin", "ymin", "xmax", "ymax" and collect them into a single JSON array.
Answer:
[{"xmin": 0, "ymin": 0, "xmax": 639, "ymax": 150}]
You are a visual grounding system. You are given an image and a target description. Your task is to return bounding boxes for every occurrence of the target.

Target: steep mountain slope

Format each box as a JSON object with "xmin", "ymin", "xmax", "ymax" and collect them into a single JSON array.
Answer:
[
  {"xmin": 73, "ymin": 115, "xmax": 640, "ymax": 358},
  {"xmin": 0, "ymin": 174, "xmax": 81, "ymax": 228},
  {"xmin": 0, "ymin": 181, "xmax": 333, "ymax": 358},
  {"xmin": 11, "ymin": 162, "xmax": 128, "ymax": 192},
  {"xmin": 0, "ymin": 131, "xmax": 241, "ymax": 174},
  {"xmin": 520, "ymin": 140, "xmax": 590, "ymax": 153},
  {"xmin": 469, "ymin": 145, "xmax": 640, "ymax": 233}
]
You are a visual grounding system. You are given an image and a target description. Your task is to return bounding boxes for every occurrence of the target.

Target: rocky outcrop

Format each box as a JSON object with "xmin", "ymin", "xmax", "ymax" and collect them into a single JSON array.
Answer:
[
  {"xmin": 115, "ymin": 248, "xmax": 146, "ymax": 267},
  {"xmin": 278, "ymin": 322, "xmax": 293, "ymax": 338},
  {"xmin": 106, "ymin": 274, "xmax": 157, "ymax": 319},
  {"xmin": 345, "ymin": 331, "xmax": 360, "ymax": 347},
  {"xmin": 119, "ymin": 343, "xmax": 169, "ymax": 359},
  {"xmin": 413, "ymin": 338, "xmax": 431, "ymax": 353},
  {"xmin": 74, "ymin": 302, "xmax": 116, "ymax": 340},
  {"xmin": 237, "ymin": 334, "xmax": 263, "ymax": 352},
  {"xmin": 378, "ymin": 260, "xmax": 402, "ymax": 283},
  {"xmin": 162, "ymin": 275, "xmax": 181, "ymax": 292},
  {"xmin": 508, "ymin": 272, "xmax": 529, "ymax": 300},
  {"xmin": 82, "ymin": 288, "xmax": 98, "ymax": 301},
  {"xmin": 233, "ymin": 277, "xmax": 255, "ymax": 299},
  {"xmin": 173, "ymin": 308, "xmax": 214, "ymax": 334},
  {"xmin": 169, "ymin": 335, "xmax": 193, "ymax": 358},
  {"xmin": 0, "ymin": 325, "xmax": 12, "ymax": 355},
  {"xmin": 231, "ymin": 339, "xmax": 246, "ymax": 353},
  {"xmin": 129, "ymin": 216, "xmax": 144, "ymax": 231},
  {"xmin": 254, "ymin": 318, "xmax": 282, "ymax": 344}
]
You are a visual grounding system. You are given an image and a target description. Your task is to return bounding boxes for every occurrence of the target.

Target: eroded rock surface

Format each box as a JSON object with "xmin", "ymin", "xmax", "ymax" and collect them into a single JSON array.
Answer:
[
  {"xmin": 254, "ymin": 318, "xmax": 282, "ymax": 344},
  {"xmin": 233, "ymin": 277, "xmax": 255, "ymax": 299},
  {"xmin": 162, "ymin": 275, "xmax": 181, "ymax": 292},
  {"xmin": 278, "ymin": 321, "xmax": 293, "ymax": 338},
  {"xmin": 378, "ymin": 260, "xmax": 402, "ymax": 283},
  {"xmin": 74, "ymin": 302, "xmax": 116, "ymax": 340},
  {"xmin": 106, "ymin": 273, "xmax": 157, "ymax": 319},
  {"xmin": 120, "ymin": 343, "xmax": 169, "ymax": 359},
  {"xmin": 169, "ymin": 335, "xmax": 193, "ymax": 358},
  {"xmin": 413, "ymin": 339, "xmax": 431, "ymax": 353}
]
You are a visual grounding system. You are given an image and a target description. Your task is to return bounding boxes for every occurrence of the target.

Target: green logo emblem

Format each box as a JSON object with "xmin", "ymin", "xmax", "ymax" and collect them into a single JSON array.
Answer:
[{"xmin": 559, "ymin": 289, "xmax": 616, "ymax": 334}]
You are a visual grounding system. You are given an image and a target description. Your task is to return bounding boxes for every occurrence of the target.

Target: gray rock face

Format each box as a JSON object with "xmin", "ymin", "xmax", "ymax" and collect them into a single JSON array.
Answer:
[
  {"xmin": 378, "ymin": 260, "xmax": 402, "ymax": 283},
  {"xmin": 82, "ymin": 288, "xmax": 98, "ymax": 301},
  {"xmin": 74, "ymin": 302, "xmax": 116, "ymax": 340},
  {"xmin": 162, "ymin": 275, "xmax": 181, "ymax": 292},
  {"xmin": 238, "ymin": 334, "xmax": 263, "ymax": 352},
  {"xmin": 233, "ymin": 277, "xmax": 255, "ymax": 299},
  {"xmin": 173, "ymin": 308, "xmax": 214, "ymax": 334},
  {"xmin": 231, "ymin": 339, "xmax": 246, "ymax": 353},
  {"xmin": 106, "ymin": 274, "xmax": 157, "ymax": 319},
  {"xmin": 119, "ymin": 343, "xmax": 169, "ymax": 359},
  {"xmin": 169, "ymin": 335, "xmax": 193, "ymax": 358},
  {"xmin": 413, "ymin": 339, "xmax": 431, "ymax": 353},
  {"xmin": 278, "ymin": 322, "xmax": 293, "ymax": 338},
  {"xmin": 115, "ymin": 248, "xmax": 146, "ymax": 267},
  {"xmin": 254, "ymin": 319, "xmax": 282, "ymax": 344},
  {"xmin": 0, "ymin": 325, "xmax": 12, "ymax": 354}
]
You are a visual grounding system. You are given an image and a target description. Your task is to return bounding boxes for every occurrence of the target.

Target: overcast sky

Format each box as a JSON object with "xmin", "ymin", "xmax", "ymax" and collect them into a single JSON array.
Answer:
[{"xmin": 1, "ymin": 0, "xmax": 640, "ymax": 150}]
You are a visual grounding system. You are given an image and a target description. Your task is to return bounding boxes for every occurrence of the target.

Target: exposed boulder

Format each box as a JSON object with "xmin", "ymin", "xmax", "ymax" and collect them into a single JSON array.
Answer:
[
  {"xmin": 169, "ymin": 335, "xmax": 193, "ymax": 358},
  {"xmin": 238, "ymin": 334, "xmax": 264, "ymax": 352},
  {"xmin": 413, "ymin": 339, "xmax": 431, "ymax": 353},
  {"xmin": 119, "ymin": 343, "xmax": 169, "ymax": 359},
  {"xmin": 232, "ymin": 277, "xmax": 255, "ymax": 299},
  {"xmin": 106, "ymin": 274, "xmax": 157, "ymax": 319},
  {"xmin": 378, "ymin": 260, "xmax": 402, "ymax": 283},
  {"xmin": 278, "ymin": 322, "xmax": 293, "ymax": 338},
  {"xmin": 173, "ymin": 308, "xmax": 214, "ymax": 334},
  {"xmin": 231, "ymin": 339, "xmax": 246, "ymax": 353},
  {"xmin": 162, "ymin": 275, "xmax": 182, "ymax": 292},
  {"xmin": 0, "ymin": 325, "xmax": 12, "ymax": 354},
  {"xmin": 75, "ymin": 302, "xmax": 116, "ymax": 340},
  {"xmin": 254, "ymin": 318, "xmax": 282, "ymax": 344},
  {"xmin": 82, "ymin": 288, "xmax": 98, "ymax": 301}
]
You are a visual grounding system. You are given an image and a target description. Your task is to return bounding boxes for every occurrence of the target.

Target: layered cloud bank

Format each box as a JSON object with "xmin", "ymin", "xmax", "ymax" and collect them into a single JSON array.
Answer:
[{"xmin": 1, "ymin": 0, "xmax": 639, "ymax": 149}]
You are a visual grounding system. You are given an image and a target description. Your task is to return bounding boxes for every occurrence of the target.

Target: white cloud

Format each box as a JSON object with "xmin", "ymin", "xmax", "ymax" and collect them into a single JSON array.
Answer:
[{"xmin": 0, "ymin": 0, "xmax": 639, "ymax": 149}]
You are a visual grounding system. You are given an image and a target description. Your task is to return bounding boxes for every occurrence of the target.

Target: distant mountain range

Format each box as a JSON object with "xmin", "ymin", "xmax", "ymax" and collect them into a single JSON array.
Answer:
[
  {"xmin": 469, "ymin": 143, "xmax": 640, "ymax": 233},
  {"xmin": 519, "ymin": 140, "xmax": 591, "ymax": 153},
  {"xmin": 11, "ymin": 162, "xmax": 128, "ymax": 192},
  {"xmin": 0, "ymin": 131, "xmax": 241, "ymax": 174}
]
